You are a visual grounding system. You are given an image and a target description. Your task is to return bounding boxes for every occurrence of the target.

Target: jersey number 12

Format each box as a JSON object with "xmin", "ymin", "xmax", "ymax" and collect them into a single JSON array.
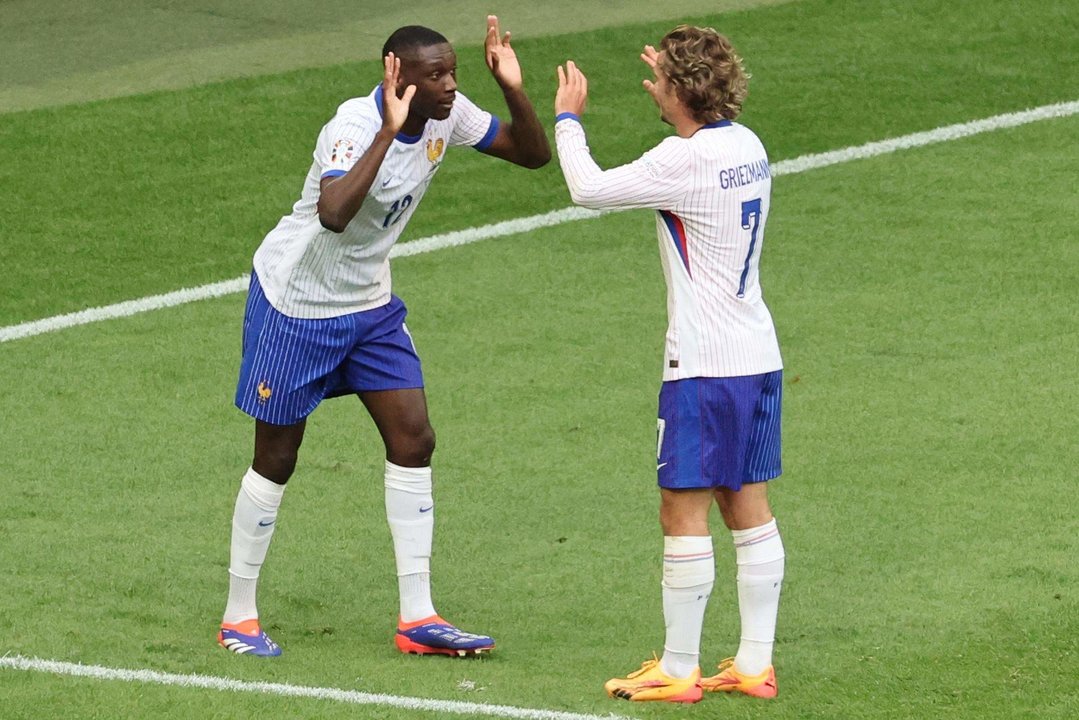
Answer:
[{"xmin": 383, "ymin": 194, "xmax": 414, "ymax": 228}]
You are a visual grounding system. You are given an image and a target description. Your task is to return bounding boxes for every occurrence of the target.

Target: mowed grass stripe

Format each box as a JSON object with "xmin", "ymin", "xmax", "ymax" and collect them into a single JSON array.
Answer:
[
  {"xmin": 2, "ymin": 99, "xmax": 1075, "ymax": 345},
  {"xmin": 0, "ymin": 0, "xmax": 794, "ymax": 113}
]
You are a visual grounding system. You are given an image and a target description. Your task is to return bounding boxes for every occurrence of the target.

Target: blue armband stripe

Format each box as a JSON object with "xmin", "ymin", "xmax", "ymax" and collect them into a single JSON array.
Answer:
[{"xmin": 474, "ymin": 115, "xmax": 501, "ymax": 150}]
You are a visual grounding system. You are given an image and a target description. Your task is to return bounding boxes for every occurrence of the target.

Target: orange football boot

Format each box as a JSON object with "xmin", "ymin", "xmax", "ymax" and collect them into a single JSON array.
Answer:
[
  {"xmin": 604, "ymin": 657, "xmax": 702, "ymax": 703},
  {"xmin": 700, "ymin": 657, "xmax": 777, "ymax": 698}
]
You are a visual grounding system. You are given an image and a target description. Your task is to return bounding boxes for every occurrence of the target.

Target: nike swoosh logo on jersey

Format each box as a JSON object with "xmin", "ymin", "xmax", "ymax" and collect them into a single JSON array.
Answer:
[
  {"xmin": 419, "ymin": 506, "xmax": 433, "ymax": 513},
  {"xmin": 657, "ymin": 462, "xmax": 668, "ymax": 470}
]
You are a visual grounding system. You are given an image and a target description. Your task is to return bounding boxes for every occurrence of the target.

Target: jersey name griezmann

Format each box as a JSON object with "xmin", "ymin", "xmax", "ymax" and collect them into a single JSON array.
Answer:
[{"xmin": 719, "ymin": 158, "xmax": 771, "ymax": 190}]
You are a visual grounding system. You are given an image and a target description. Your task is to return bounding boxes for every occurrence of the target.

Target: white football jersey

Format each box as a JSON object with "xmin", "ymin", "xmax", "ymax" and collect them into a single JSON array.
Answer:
[
  {"xmin": 253, "ymin": 85, "xmax": 498, "ymax": 318},
  {"xmin": 556, "ymin": 115, "xmax": 782, "ymax": 380}
]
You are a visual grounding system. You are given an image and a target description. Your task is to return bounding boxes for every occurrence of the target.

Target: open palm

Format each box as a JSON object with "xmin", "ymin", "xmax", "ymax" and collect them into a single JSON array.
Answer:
[
  {"xmin": 381, "ymin": 52, "xmax": 416, "ymax": 132},
  {"xmin": 484, "ymin": 15, "xmax": 522, "ymax": 91}
]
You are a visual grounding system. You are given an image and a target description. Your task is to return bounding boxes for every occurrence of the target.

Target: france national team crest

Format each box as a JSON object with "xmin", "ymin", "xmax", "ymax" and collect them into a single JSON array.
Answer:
[
  {"xmin": 426, "ymin": 138, "xmax": 444, "ymax": 165},
  {"xmin": 257, "ymin": 381, "xmax": 272, "ymax": 404}
]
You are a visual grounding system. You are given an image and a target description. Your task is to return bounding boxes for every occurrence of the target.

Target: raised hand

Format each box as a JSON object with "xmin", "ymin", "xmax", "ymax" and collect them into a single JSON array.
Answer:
[
  {"xmin": 640, "ymin": 44, "xmax": 660, "ymax": 69},
  {"xmin": 640, "ymin": 44, "xmax": 662, "ymax": 103},
  {"xmin": 485, "ymin": 15, "xmax": 523, "ymax": 91},
  {"xmin": 555, "ymin": 60, "xmax": 588, "ymax": 117},
  {"xmin": 381, "ymin": 52, "xmax": 416, "ymax": 132}
]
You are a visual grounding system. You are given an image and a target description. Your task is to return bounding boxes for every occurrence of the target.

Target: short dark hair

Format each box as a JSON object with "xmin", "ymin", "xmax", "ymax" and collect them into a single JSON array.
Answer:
[{"xmin": 382, "ymin": 26, "xmax": 449, "ymax": 59}]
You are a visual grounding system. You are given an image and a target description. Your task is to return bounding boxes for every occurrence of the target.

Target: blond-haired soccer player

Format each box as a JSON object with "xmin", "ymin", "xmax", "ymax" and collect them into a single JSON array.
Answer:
[
  {"xmin": 218, "ymin": 17, "xmax": 549, "ymax": 659},
  {"xmin": 554, "ymin": 26, "xmax": 784, "ymax": 702}
]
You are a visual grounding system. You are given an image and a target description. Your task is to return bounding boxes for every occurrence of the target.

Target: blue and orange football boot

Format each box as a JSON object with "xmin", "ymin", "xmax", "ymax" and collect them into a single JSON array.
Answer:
[
  {"xmin": 217, "ymin": 618, "xmax": 282, "ymax": 657},
  {"xmin": 699, "ymin": 657, "xmax": 777, "ymax": 698},
  {"xmin": 395, "ymin": 615, "xmax": 494, "ymax": 657},
  {"xmin": 604, "ymin": 657, "xmax": 703, "ymax": 703}
]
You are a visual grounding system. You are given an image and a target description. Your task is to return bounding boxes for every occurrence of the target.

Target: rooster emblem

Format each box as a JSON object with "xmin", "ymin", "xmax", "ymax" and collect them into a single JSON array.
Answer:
[
  {"xmin": 426, "ymin": 138, "xmax": 444, "ymax": 164},
  {"xmin": 257, "ymin": 381, "xmax": 273, "ymax": 404}
]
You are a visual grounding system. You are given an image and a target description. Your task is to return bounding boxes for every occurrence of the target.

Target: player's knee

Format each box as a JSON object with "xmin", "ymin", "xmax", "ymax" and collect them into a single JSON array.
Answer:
[
  {"xmin": 386, "ymin": 422, "xmax": 435, "ymax": 467},
  {"xmin": 252, "ymin": 447, "xmax": 299, "ymax": 485},
  {"xmin": 410, "ymin": 423, "xmax": 436, "ymax": 464},
  {"xmin": 716, "ymin": 484, "xmax": 772, "ymax": 530},
  {"xmin": 659, "ymin": 489, "xmax": 711, "ymax": 536}
]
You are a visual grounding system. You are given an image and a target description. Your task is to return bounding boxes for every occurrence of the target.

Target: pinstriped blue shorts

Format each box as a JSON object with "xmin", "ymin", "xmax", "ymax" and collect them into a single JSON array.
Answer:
[
  {"xmin": 656, "ymin": 371, "xmax": 783, "ymax": 491},
  {"xmin": 234, "ymin": 273, "xmax": 424, "ymax": 425}
]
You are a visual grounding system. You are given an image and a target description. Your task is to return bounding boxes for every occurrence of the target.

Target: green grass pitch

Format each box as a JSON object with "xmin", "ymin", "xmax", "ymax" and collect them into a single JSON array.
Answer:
[{"xmin": 1, "ymin": 0, "xmax": 1077, "ymax": 718}]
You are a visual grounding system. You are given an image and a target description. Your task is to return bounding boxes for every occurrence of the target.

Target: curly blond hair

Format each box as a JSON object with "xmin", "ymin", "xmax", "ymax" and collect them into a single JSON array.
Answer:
[{"xmin": 658, "ymin": 25, "xmax": 749, "ymax": 122}]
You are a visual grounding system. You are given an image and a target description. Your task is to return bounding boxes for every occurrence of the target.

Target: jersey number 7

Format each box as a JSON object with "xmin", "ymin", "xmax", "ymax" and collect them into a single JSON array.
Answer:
[{"xmin": 737, "ymin": 198, "xmax": 762, "ymax": 298}]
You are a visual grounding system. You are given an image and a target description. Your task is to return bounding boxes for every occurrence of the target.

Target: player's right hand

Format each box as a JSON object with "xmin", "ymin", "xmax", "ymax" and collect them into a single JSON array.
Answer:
[
  {"xmin": 640, "ymin": 44, "xmax": 662, "ymax": 103},
  {"xmin": 382, "ymin": 52, "xmax": 416, "ymax": 132},
  {"xmin": 555, "ymin": 60, "xmax": 588, "ymax": 117}
]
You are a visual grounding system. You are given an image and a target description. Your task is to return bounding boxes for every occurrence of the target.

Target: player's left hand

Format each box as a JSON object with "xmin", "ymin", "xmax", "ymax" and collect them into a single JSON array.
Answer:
[
  {"xmin": 485, "ymin": 15, "xmax": 523, "ymax": 91},
  {"xmin": 555, "ymin": 60, "xmax": 588, "ymax": 117}
]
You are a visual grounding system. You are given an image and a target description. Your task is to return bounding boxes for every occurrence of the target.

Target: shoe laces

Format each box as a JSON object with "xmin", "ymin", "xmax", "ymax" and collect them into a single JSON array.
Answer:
[
  {"xmin": 627, "ymin": 653, "xmax": 662, "ymax": 679},
  {"xmin": 716, "ymin": 657, "xmax": 736, "ymax": 673}
]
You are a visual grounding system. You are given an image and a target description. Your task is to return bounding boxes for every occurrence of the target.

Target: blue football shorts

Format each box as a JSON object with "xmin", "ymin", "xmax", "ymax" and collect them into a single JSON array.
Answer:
[
  {"xmin": 656, "ymin": 371, "xmax": 783, "ymax": 491},
  {"xmin": 235, "ymin": 273, "xmax": 424, "ymax": 425}
]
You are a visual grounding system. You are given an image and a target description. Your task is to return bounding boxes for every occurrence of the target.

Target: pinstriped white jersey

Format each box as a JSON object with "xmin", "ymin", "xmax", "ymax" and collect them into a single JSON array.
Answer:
[
  {"xmin": 253, "ymin": 85, "xmax": 498, "ymax": 319},
  {"xmin": 555, "ymin": 115, "xmax": 782, "ymax": 380}
]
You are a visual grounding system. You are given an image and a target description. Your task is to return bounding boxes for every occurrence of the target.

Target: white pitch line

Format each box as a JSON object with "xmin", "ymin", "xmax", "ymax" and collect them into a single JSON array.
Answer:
[
  {"xmin": 0, "ymin": 209, "xmax": 604, "ymax": 345},
  {"xmin": 769, "ymin": 99, "xmax": 1079, "ymax": 175},
  {"xmin": 1, "ymin": 98, "xmax": 1076, "ymax": 345},
  {"xmin": 0, "ymin": 276, "xmax": 251, "ymax": 344},
  {"xmin": 0, "ymin": 654, "xmax": 634, "ymax": 720}
]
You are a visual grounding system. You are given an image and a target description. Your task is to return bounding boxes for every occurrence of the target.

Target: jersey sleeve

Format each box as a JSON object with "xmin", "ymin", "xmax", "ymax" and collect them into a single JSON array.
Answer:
[
  {"xmin": 554, "ymin": 115, "xmax": 690, "ymax": 210},
  {"xmin": 448, "ymin": 92, "xmax": 500, "ymax": 150},
  {"xmin": 314, "ymin": 111, "xmax": 380, "ymax": 180}
]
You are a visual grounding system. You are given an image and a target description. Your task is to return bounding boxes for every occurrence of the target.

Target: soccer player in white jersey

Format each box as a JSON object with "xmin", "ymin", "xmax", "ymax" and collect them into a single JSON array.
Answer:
[
  {"xmin": 554, "ymin": 26, "xmax": 785, "ymax": 701},
  {"xmin": 218, "ymin": 17, "xmax": 549, "ymax": 658}
]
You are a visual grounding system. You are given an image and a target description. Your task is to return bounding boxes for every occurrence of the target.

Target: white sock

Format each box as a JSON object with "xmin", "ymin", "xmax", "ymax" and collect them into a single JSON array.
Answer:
[
  {"xmin": 223, "ymin": 467, "xmax": 285, "ymax": 625},
  {"xmin": 659, "ymin": 535, "xmax": 715, "ymax": 679},
  {"xmin": 384, "ymin": 461, "xmax": 436, "ymax": 623},
  {"xmin": 731, "ymin": 518, "xmax": 785, "ymax": 675}
]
